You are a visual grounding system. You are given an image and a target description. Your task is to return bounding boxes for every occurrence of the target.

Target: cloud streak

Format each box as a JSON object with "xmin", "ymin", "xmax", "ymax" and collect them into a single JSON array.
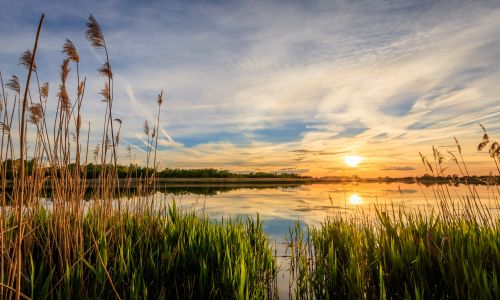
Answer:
[{"xmin": 1, "ymin": 0, "xmax": 500, "ymax": 176}]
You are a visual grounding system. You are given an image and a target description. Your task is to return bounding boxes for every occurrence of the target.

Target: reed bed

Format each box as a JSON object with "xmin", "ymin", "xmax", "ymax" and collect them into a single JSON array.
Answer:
[
  {"xmin": 4, "ymin": 203, "xmax": 277, "ymax": 299},
  {"xmin": 1, "ymin": 12, "xmax": 500, "ymax": 300},
  {"xmin": 0, "ymin": 14, "xmax": 279, "ymax": 300},
  {"xmin": 287, "ymin": 209, "xmax": 499, "ymax": 299},
  {"xmin": 287, "ymin": 136, "xmax": 500, "ymax": 299}
]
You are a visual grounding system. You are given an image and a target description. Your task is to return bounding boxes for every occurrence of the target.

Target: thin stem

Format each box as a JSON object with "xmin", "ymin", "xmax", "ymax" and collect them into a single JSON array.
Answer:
[{"xmin": 16, "ymin": 14, "xmax": 44, "ymax": 300}]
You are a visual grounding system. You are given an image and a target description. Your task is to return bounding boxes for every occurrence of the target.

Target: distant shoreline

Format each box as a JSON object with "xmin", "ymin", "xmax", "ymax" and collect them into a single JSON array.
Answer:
[
  {"xmin": 74, "ymin": 176, "xmax": 500, "ymax": 186},
  {"xmin": 4, "ymin": 176, "xmax": 499, "ymax": 189}
]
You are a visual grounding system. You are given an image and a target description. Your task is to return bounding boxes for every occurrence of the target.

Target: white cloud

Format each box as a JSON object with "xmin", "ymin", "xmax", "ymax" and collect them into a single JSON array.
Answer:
[{"xmin": 1, "ymin": 0, "xmax": 500, "ymax": 176}]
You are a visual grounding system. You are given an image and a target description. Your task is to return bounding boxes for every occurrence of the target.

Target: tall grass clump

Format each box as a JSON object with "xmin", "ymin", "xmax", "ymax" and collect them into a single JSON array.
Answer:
[
  {"xmin": 288, "ymin": 134, "xmax": 500, "ymax": 299},
  {"xmin": 6, "ymin": 204, "xmax": 277, "ymax": 299},
  {"xmin": 289, "ymin": 210, "xmax": 499, "ymax": 299},
  {"xmin": 0, "ymin": 14, "xmax": 277, "ymax": 299}
]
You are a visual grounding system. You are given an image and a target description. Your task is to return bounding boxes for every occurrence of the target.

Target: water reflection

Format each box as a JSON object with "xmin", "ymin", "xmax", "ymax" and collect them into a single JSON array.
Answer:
[
  {"xmin": 349, "ymin": 194, "xmax": 362, "ymax": 205},
  {"xmin": 152, "ymin": 182, "xmax": 500, "ymax": 227},
  {"xmin": 19, "ymin": 182, "xmax": 499, "ymax": 299}
]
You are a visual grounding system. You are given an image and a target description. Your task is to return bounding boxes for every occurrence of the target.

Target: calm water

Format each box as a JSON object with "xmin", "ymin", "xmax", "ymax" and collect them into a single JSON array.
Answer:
[
  {"xmin": 40, "ymin": 182, "xmax": 500, "ymax": 297},
  {"xmin": 124, "ymin": 182, "xmax": 498, "ymax": 298},
  {"xmin": 100, "ymin": 182, "xmax": 500, "ymax": 243},
  {"xmin": 151, "ymin": 182, "xmax": 499, "ymax": 228}
]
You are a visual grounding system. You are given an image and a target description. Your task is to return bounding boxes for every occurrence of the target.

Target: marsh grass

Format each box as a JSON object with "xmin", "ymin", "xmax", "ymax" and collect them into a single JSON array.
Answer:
[
  {"xmin": 0, "ymin": 14, "xmax": 278, "ymax": 300},
  {"xmin": 5, "ymin": 203, "xmax": 277, "ymax": 299},
  {"xmin": 287, "ymin": 136, "xmax": 500, "ymax": 299},
  {"xmin": 1, "ymin": 12, "xmax": 500, "ymax": 300},
  {"xmin": 288, "ymin": 208, "xmax": 499, "ymax": 299}
]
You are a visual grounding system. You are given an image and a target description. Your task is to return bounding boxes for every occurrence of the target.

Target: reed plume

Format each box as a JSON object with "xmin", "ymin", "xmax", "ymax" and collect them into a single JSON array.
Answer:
[
  {"xmin": 100, "ymin": 82, "xmax": 110, "ymax": 102},
  {"xmin": 98, "ymin": 62, "xmax": 113, "ymax": 79},
  {"xmin": 85, "ymin": 15, "xmax": 105, "ymax": 48},
  {"xmin": 152, "ymin": 90, "xmax": 164, "ymax": 185},
  {"xmin": 40, "ymin": 82, "xmax": 48, "ymax": 99},
  {"xmin": 6, "ymin": 75, "xmax": 20, "ymax": 95},
  {"xmin": 19, "ymin": 50, "xmax": 35, "ymax": 71},
  {"xmin": 62, "ymin": 39, "xmax": 79, "ymax": 62}
]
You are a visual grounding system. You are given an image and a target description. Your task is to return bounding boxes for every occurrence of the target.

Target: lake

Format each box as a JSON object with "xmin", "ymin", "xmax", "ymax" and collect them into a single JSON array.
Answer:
[
  {"xmin": 29, "ymin": 181, "xmax": 500, "ymax": 297},
  {"xmin": 131, "ymin": 182, "xmax": 499, "ymax": 228},
  {"xmin": 102, "ymin": 181, "xmax": 493, "ymax": 297}
]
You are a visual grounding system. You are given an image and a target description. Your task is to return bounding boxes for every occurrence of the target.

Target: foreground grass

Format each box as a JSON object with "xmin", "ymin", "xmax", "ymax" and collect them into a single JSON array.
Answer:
[
  {"xmin": 1, "ymin": 12, "xmax": 500, "ymax": 300},
  {"xmin": 3, "ymin": 204, "xmax": 277, "ymax": 299},
  {"xmin": 3, "ymin": 202, "xmax": 499, "ymax": 299},
  {"xmin": 288, "ymin": 210, "xmax": 500, "ymax": 299}
]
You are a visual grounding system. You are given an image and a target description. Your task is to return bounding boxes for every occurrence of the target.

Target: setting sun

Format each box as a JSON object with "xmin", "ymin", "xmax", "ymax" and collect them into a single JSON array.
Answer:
[
  {"xmin": 2, "ymin": 2, "xmax": 499, "ymax": 298},
  {"xmin": 345, "ymin": 155, "xmax": 363, "ymax": 167},
  {"xmin": 349, "ymin": 194, "xmax": 362, "ymax": 205}
]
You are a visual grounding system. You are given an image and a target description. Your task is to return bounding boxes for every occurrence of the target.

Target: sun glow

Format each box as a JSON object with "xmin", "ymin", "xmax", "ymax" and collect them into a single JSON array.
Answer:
[
  {"xmin": 349, "ymin": 194, "xmax": 362, "ymax": 205},
  {"xmin": 344, "ymin": 155, "xmax": 363, "ymax": 167}
]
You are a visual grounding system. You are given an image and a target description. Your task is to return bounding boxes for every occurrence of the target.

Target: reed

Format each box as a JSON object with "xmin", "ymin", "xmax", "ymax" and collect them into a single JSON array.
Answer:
[
  {"xmin": 287, "ymin": 135, "xmax": 500, "ymax": 299},
  {"xmin": 0, "ymin": 14, "xmax": 278, "ymax": 299},
  {"xmin": 3, "ymin": 203, "xmax": 276, "ymax": 299},
  {"xmin": 1, "ymin": 12, "xmax": 500, "ymax": 300}
]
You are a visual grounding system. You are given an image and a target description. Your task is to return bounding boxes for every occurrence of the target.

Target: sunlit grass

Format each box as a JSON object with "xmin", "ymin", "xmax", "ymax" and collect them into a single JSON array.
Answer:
[
  {"xmin": 1, "ymin": 12, "xmax": 500, "ymax": 300},
  {"xmin": 287, "ymin": 134, "xmax": 500, "ymax": 299},
  {"xmin": 5, "ymin": 203, "xmax": 276, "ymax": 299}
]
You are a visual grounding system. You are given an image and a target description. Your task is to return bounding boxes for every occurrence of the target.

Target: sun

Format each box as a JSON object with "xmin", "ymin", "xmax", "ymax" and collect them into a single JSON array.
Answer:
[
  {"xmin": 349, "ymin": 194, "xmax": 362, "ymax": 205},
  {"xmin": 344, "ymin": 155, "xmax": 363, "ymax": 167}
]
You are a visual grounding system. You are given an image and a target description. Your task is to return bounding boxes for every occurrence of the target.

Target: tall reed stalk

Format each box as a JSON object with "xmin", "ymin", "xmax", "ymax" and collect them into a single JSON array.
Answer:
[{"xmin": 0, "ymin": 14, "xmax": 278, "ymax": 299}]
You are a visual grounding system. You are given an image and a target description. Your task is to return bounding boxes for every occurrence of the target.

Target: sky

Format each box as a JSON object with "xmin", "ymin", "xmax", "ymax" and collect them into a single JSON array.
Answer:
[{"xmin": 1, "ymin": 0, "xmax": 500, "ymax": 177}]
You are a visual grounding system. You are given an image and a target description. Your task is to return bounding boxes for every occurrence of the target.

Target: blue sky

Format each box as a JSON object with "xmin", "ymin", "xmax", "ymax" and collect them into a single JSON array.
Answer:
[{"xmin": 1, "ymin": 0, "xmax": 500, "ymax": 176}]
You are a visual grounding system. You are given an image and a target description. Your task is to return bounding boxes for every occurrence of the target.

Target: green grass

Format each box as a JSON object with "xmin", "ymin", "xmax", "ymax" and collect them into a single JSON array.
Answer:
[
  {"xmin": 287, "ymin": 209, "xmax": 500, "ymax": 299},
  {"xmin": 9, "ymin": 203, "xmax": 277, "ymax": 299},
  {"xmin": 2, "ymin": 12, "xmax": 500, "ymax": 300}
]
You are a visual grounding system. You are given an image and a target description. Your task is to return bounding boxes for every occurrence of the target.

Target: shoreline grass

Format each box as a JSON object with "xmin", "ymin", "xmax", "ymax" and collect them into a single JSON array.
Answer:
[
  {"xmin": 4, "ymin": 204, "xmax": 277, "ymax": 299},
  {"xmin": 1, "ymin": 13, "xmax": 500, "ymax": 300},
  {"xmin": 287, "ymin": 209, "xmax": 499, "ymax": 299}
]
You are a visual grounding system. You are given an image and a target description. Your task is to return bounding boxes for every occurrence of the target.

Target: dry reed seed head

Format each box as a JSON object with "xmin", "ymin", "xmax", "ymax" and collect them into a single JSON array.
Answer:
[
  {"xmin": 93, "ymin": 144, "xmax": 100, "ymax": 160},
  {"xmin": 453, "ymin": 136, "xmax": 462, "ymax": 154},
  {"xmin": 0, "ymin": 122, "xmax": 11, "ymax": 133},
  {"xmin": 98, "ymin": 62, "xmax": 112, "ymax": 79},
  {"xmin": 419, "ymin": 152, "xmax": 426, "ymax": 166},
  {"xmin": 78, "ymin": 81, "xmax": 85, "ymax": 96},
  {"xmin": 478, "ymin": 140, "xmax": 489, "ymax": 151},
  {"xmin": 57, "ymin": 84, "xmax": 71, "ymax": 114},
  {"xmin": 489, "ymin": 142, "xmax": 499, "ymax": 158},
  {"xmin": 448, "ymin": 151, "xmax": 458, "ymax": 164},
  {"xmin": 480, "ymin": 123, "xmax": 487, "ymax": 133},
  {"xmin": 41, "ymin": 82, "xmax": 49, "ymax": 99},
  {"xmin": 28, "ymin": 103, "xmax": 43, "ymax": 125},
  {"xmin": 6, "ymin": 75, "xmax": 21, "ymax": 94},
  {"xmin": 126, "ymin": 144, "xmax": 132, "ymax": 157},
  {"xmin": 86, "ymin": 15, "xmax": 105, "ymax": 48},
  {"xmin": 62, "ymin": 39, "xmax": 80, "ymax": 62},
  {"xmin": 157, "ymin": 90, "xmax": 164, "ymax": 106},
  {"xmin": 60, "ymin": 58, "xmax": 71, "ymax": 83},
  {"xmin": 151, "ymin": 127, "xmax": 156, "ymax": 138},
  {"xmin": 19, "ymin": 50, "xmax": 36, "ymax": 71},
  {"xmin": 71, "ymin": 132, "xmax": 77, "ymax": 143},
  {"xmin": 143, "ymin": 120, "xmax": 150, "ymax": 135},
  {"xmin": 100, "ymin": 82, "xmax": 110, "ymax": 102},
  {"xmin": 426, "ymin": 161, "xmax": 433, "ymax": 173}
]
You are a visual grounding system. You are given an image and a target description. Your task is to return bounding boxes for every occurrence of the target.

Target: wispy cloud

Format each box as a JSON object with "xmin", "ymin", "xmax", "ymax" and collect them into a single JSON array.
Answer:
[{"xmin": 1, "ymin": 0, "xmax": 500, "ymax": 176}]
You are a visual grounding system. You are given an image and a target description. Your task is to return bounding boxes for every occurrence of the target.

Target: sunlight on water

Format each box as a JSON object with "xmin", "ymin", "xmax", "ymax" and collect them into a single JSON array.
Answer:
[{"xmin": 349, "ymin": 193, "xmax": 362, "ymax": 205}]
